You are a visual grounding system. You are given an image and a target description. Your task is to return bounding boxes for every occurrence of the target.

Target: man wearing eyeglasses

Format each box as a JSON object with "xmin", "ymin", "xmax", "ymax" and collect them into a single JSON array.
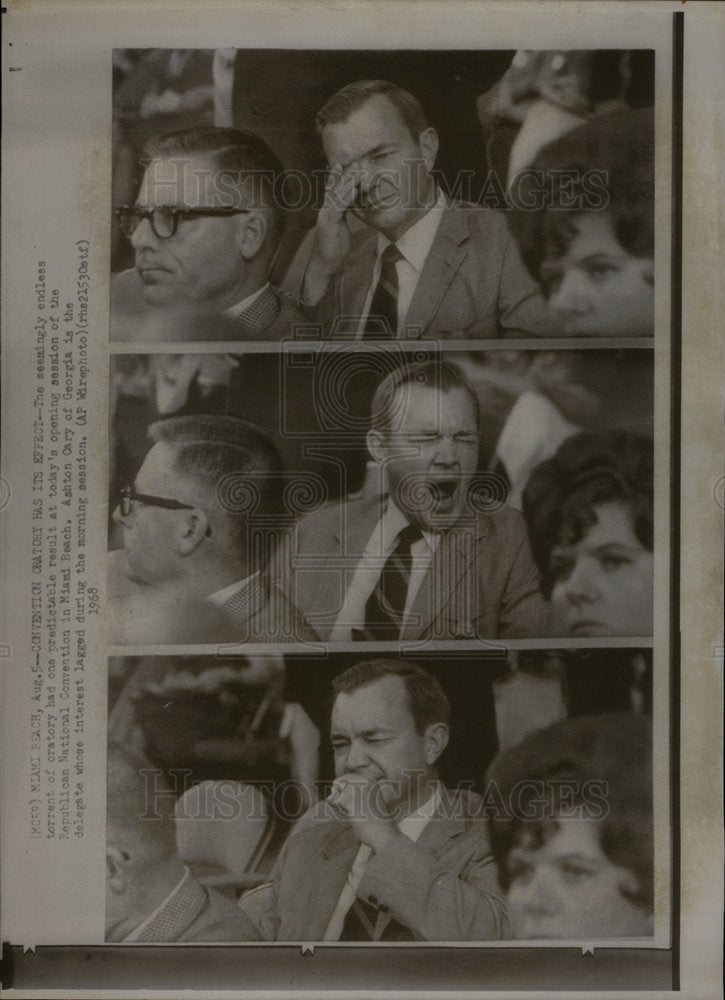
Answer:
[
  {"xmin": 274, "ymin": 359, "xmax": 548, "ymax": 641},
  {"xmin": 111, "ymin": 126, "xmax": 304, "ymax": 341},
  {"xmin": 108, "ymin": 414, "xmax": 317, "ymax": 644}
]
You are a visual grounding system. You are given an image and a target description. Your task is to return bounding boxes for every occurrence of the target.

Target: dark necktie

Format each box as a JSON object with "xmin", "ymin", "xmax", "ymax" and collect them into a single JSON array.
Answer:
[
  {"xmin": 363, "ymin": 243, "xmax": 402, "ymax": 339},
  {"xmin": 339, "ymin": 897, "xmax": 412, "ymax": 941},
  {"xmin": 361, "ymin": 524, "xmax": 423, "ymax": 640}
]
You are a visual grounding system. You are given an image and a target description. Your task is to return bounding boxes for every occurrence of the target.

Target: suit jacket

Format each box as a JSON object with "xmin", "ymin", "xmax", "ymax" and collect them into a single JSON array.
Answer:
[
  {"xmin": 274, "ymin": 495, "xmax": 548, "ymax": 641},
  {"xmin": 309, "ymin": 201, "xmax": 550, "ymax": 340},
  {"xmin": 107, "ymin": 550, "xmax": 319, "ymax": 644},
  {"xmin": 111, "ymin": 269, "xmax": 305, "ymax": 342},
  {"xmin": 216, "ymin": 571, "xmax": 320, "ymax": 644},
  {"xmin": 128, "ymin": 870, "xmax": 253, "ymax": 943},
  {"xmin": 237, "ymin": 790, "xmax": 509, "ymax": 941}
]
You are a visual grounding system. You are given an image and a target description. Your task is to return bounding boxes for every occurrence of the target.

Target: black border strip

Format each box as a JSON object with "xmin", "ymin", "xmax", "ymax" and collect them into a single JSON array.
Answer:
[{"xmin": 670, "ymin": 9, "xmax": 684, "ymax": 994}]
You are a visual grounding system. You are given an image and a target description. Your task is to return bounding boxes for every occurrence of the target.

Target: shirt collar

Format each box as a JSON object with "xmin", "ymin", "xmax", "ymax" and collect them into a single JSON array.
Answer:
[
  {"xmin": 207, "ymin": 570, "xmax": 260, "ymax": 606},
  {"xmin": 122, "ymin": 867, "xmax": 190, "ymax": 942},
  {"xmin": 222, "ymin": 282, "xmax": 270, "ymax": 319},
  {"xmin": 376, "ymin": 188, "xmax": 446, "ymax": 272},
  {"xmin": 382, "ymin": 498, "xmax": 438, "ymax": 552},
  {"xmin": 397, "ymin": 783, "xmax": 442, "ymax": 842}
]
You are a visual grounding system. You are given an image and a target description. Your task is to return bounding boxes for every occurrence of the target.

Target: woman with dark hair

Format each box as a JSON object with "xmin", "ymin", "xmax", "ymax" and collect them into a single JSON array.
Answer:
[
  {"xmin": 486, "ymin": 712, "xmax": 653, "ymax": 939},
  {"xmin": 507, "ymin": 107, "xmax": 654, "ymax": 337},
  {"xmin": 523, "ymin": 428, "xmax": 653, "ymax": 637}
]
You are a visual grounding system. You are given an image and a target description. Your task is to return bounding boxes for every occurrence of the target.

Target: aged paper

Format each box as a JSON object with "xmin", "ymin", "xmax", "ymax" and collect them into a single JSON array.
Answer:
[{"xmin": 1, "ymin": 0, "xmax": 722, "ymax": 996}]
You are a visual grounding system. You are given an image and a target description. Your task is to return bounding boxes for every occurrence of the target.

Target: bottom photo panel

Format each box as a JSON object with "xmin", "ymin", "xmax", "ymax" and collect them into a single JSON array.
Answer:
[{"xmin": 107, "ymin": 649, "xmax": 655, "ymax": 945}]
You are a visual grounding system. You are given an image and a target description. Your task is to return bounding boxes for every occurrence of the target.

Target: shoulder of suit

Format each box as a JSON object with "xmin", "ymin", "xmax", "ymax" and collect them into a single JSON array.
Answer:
[
  {"xmin": 438, "ymin": 785, "xmax": 487, "ymax": 817},
  {"xmin": 444, "ymin": 200, "xmax": 509, "ymax": 236},
  {"xmin": 473, "ymin": 503, "xmax": 527, "ymax": 533},
  {"xmin": 295, "ymin": 494, "xmax": 377, "ymax": 532}
]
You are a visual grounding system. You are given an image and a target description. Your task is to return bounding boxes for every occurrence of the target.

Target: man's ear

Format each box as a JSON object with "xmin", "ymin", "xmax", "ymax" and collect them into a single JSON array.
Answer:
[
  {"xmin": 641, "ymin": 258, "xmax": 654, "ymax": 287},
  {"xmin": 366, "ymin": 428, "xmax": 388, "ymax": 464},
  {"xmin": 106, "ymin": 845, "xmax": 129, "ymax": 894},
  {"xmin": 423, "ymin": 722, "xmax": 449, "ymax": 766},
  {"xmin": 418, "ymin": 127, "xmax": 439, "ymax": 172},
  {"xmin": 236, "ymin": 210, "xmax": 268, "ymax": 261},
  {"xmin": 177, "ymin": 509, "xmax": 210, "ymax": 556}
]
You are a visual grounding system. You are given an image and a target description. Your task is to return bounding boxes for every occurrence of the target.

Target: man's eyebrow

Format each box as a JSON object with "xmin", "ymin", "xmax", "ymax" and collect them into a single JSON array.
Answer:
[{"xmin": 340, "ymin": 143, "xmax": 396, "ymax": 168}]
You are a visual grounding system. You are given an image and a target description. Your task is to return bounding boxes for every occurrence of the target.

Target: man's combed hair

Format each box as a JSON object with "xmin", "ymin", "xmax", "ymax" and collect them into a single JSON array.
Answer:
[
  {"xmin": 507, "ymin": 107, "xmax": 655, "ymax": 284},
  {"xmin": 370, "ymin": 359, "xmax": 480, "ymax": 435},
  {"xmin": 148, "ymin": 414, "xmax": 284, "ymax": 563},
  {"xmin": 486, "ymin": 712, "xmax": 654, "ymax": 913},
  {"xmin": 144, "ymin": 125, "xmax": 287, "ymax": 241},
  {"xmin": 315, "ymin": 80, "xmax": 430, "ymax": 142},
  {"xmin": 332, "ymin": 659, "xmax": 451, "ymax": 734},
  {"xmin": 522, "ymin": 428, "xmax": 653, "ymax": 597}
]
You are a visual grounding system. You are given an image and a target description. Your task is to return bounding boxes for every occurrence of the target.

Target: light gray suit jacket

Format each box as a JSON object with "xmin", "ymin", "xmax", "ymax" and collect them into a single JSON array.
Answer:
[
  {"xmin": 274, "ymin": 495, "xmax": 548, "ymax": 641},
  {"xmin": 237, "ymin": 790, "xmax": 510, "ymax": 941},
  {"xmin": 309, "ymin": 201, "xmax": 550, "ymax": 339}
]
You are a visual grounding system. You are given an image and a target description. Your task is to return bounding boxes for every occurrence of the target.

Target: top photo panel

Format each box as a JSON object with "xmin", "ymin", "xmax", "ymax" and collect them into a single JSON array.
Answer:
[{"xmin": 110, "ymin": 48, "xmax": 656, "ymax": 344}]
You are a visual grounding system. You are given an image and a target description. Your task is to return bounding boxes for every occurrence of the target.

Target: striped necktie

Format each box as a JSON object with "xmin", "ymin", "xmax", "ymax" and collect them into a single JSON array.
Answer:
[
  {"xmin": 363, "ymin": 243, "xmax": 402, "ymax": 339},
  {"xmin": 361, "ymin": 524, "xmax": 423, "ymax": 640}
]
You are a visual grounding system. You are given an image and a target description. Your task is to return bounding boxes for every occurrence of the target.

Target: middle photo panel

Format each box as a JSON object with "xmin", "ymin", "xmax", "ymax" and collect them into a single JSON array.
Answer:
[{"xmin": 108, "ymin": 345, "xmax": 654, "ymax": 648}]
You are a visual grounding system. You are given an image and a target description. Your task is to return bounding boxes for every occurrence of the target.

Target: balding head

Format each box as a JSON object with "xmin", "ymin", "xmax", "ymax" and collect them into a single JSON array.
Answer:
[{"xmin": 106, "ymin": 743, "xmax": 183, "ymax": 940}]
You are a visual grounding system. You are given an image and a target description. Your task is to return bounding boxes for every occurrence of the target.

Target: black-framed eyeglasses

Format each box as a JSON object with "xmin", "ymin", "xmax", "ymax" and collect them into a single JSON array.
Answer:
[
  {"xmin": 114, "ymin": 204, "xmax": 250, "ymax": 240},
  {"xmin": 118, "ymin": 487, "xmax": 211, "ymax": 535}
]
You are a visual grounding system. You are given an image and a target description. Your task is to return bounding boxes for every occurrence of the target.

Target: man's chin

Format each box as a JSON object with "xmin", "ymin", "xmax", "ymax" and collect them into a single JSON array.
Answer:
[
  {"xmin": 411, "ymin": 496, "xmax": 464, "ymax": 532},
  {"xmin": 141, "ymin": 284, "xmax": 178, "ymax": 307},
  {"xmin": 120, "ymin": 553, "xmax": 151, "ymax": 588},
  {"xmin": 353, "ymin": 203, "xmax": 405, "ymax": 236}
]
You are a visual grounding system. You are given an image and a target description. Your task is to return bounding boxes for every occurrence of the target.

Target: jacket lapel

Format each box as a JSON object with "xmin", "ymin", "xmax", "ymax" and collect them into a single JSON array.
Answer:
[
  {"xmin": 338, "ymin": 239, "xmax": 378, "ymax": 327},
  {"xmin": 403, "ymin": 514, "xmax": 487, "ymax": 639},
  {"xmin": 403, "ymin": 205, "xmax": 469, "ymax": 335},
  {"xmin": 300, "ymin": 498, "xmax": 381, "ymax": 640},
  {"xmin": 301, "ymin": 823, "xmax": 360, "ymax": 940}
]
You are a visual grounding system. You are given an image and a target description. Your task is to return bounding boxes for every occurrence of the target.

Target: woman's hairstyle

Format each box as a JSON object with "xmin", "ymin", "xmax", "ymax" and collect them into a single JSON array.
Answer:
[
  {"xmin": 486, "ymin": 712, "xmax": 653, "ymax": 912},
  {"xmin": 522, "ymin": 428, "xmax": 653, "ymax": 597},
  {"xmin": 507, "ymin": 107, "xmax": 654, "ymax": 285}
]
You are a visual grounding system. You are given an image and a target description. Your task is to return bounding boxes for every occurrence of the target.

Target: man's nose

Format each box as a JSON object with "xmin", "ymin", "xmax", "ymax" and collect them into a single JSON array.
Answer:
[
  {"xmin": 344, "ymin": 740, "xmax": 369, "ymax": 771},
  {"xmin": 130, "ymin": 215, "xmax": 160, "ymax": 250},
  {"xmin": 112, "ymin": 503, "xmax": 129, "ymax": 528},
  {"xmin": 432, "ymin": 435, "xmax": 458, "ymax": 466}
]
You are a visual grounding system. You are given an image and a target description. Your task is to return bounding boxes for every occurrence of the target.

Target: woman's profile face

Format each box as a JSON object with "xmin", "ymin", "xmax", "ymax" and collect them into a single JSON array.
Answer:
[
  {"xmin": 539, "ymin": 213, "xmax": 654, "ymax": 337},
  {"xmin": 549, "ymin": 501, "xmax": 653, "ymax": 636},
  {"xmin": 505, "ymin": 817, "xmax": 653, "ymax": 939}
]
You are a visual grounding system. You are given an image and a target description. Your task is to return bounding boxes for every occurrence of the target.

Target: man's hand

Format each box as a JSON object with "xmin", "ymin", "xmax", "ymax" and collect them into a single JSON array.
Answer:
[
  {"xmin": 301, "ymin": 162, "xmax": 360, "ymax": 306},
  {"xmin": 326, "ymin": 772, "xmax": 401, "ymax": 853}
]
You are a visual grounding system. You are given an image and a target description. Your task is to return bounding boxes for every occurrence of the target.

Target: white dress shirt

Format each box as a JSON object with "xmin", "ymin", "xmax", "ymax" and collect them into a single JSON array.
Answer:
[
  {"xmin": 356, "ymin": 189, "xmax": 447, "ymax": 338},
  {"xmin": 329, "ymin": 499, "xmax": 440, "ymax": 641},
  {"xmin": 323, "ymin": 784, "xmax": 442, "ymax": 941}
]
